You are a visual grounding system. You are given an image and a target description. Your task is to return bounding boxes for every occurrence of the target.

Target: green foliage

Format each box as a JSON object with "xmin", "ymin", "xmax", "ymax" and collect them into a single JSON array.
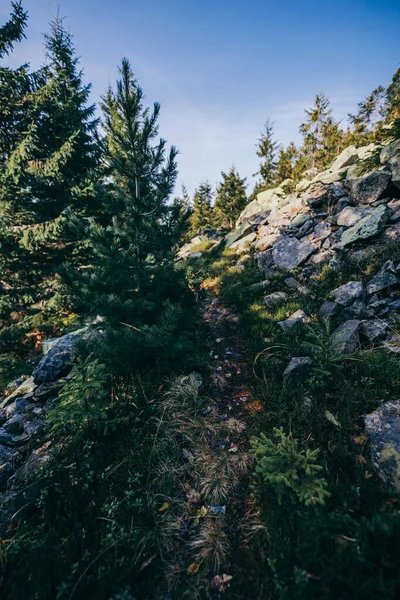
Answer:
[
  {"xmin": 189, "ymin": 180, "xmax": 214, "ymax": 234},
  {"xmin": 252, "ymin": 428, "xmax": 330, "ymax": 506},
  {"xmin": 255, "ymin": 118, "xmax": 278, "ymax": 187},
  {"xmin": 213, "ymin": 166, "xmax": 247, "ymax": 229},
  {"xmin": 348, "ymin": 86, "xmax": 385, "ymax": 143},
  {"xmin": 47, "ymin": 354, "xmax": 109, "ymax": 433}
]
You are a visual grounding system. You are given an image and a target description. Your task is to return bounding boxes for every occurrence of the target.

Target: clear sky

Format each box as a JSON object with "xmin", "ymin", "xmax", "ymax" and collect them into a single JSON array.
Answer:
[{"xmin": 2, "ymin": 0, "xmax": 400, "ymax": 195}]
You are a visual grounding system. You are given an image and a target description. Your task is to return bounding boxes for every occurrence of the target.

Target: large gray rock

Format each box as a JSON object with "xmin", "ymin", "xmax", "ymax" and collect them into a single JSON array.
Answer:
[
  {"xmin": 329, "ymin": 145, "xmax": 360, "ymax": 171},
  {"xmin": 347, "ymin": 168, "xmax": 391, "ymax": 205},
  {"xmin": 331, "ymin": 281, "xmax": 364, "ymax": 306},
  {"xmin": 340, "ymin": 204, "xmax": 391, "ymax": 246},
  {"xmin": 283, "ymin": 357, "xmax": 314, "ymax": 384},
  {"xmin": 336, "ymin": 206, "xmax": 368, "ymax": 227},
  {"xmin": 224, "ymin": 221, "xmax": 254, "ymax": 248},
  {"xmin": 0, "ymin": 377, "xmax": 35, "ymax": 410},
  {"xmin": 33, "ymin": 328, "xmax": 87, "ymax": 385},
  {"xmin": 319, "ymin": 301, "xmax": 339, "ymax": 320},
  {"xmin": 366, "ymin": 260, "xmax": 399, "ymax": 295},
  {"xmin": 364, "ymin": 400, "xmax": 400, "ymax": 493},
  {"xmin": 230, "ymin": 232, "xmax": 257, "ymax": 253},
  {"xmin": 272, "ymin": 237, "xmax": 316, "ymax": 271},
  {"xmin": 331, "ymin": 320, "xmax": 361, "ymax": 354},
  {"xmin": 254, "ymin": 232, "xmax": 281, "ymax": 251},
  {"xmin": 380, "ymin": 139, "xmax": 400, "ymax": 191}
]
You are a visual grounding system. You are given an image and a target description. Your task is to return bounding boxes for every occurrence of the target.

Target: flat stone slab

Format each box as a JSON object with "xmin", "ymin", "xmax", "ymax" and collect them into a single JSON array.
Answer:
[
  {"xmin": 283, "ymin": 356, "xmax": 314, "ymax": 384},
  {"xmin": 365, "ymin": 400, "xmax": 400, "ymax": 493},
  {"xmin": 331, "ymin": 319, "xmax": 361, "ymax": 354},
  {"xmin": 264, "ymin": 291, "xmax": 288, "ymax": 309},
  {"xmin": 331, "ymin": 281, "xmax": 364, "ymax": 306},
  {"xmin": 366, "ymin": 261, "xmax": 399, "ymax": 295},
  {"xmin": 272, "ymin": 237, "xmax": 316, "ymax": 271},
  {"xmin": 340, "ymin": 205, "xmax": 391, "ymax": 246},
  {"xmin": 277, "ymin": 310, "xmax": 308, "ymax": 331}
]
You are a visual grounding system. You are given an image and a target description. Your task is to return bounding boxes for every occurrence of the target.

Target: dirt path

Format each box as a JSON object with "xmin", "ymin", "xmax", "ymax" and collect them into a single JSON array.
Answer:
[{"xmin": 187, "ymin": 282, "xmax": 264, "ymax": 597}]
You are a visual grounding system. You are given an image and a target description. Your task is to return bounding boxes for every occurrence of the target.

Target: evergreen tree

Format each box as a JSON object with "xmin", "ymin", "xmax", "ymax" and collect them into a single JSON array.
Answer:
[
  {"xmin": 214, "ymin": 166, "xmax": 247, "ymax": 229},
  {"xmin": 299, "ymin": 92, "xmax": 343, "ymax": 174},
  {"xmin": 0, "ymin": 12, "xmax": 100, "ymax": 367},
  {"xmin": 189, "ymin": 181, "xmax": 214, "ymax": 234},
  {"xmin": 275, "ymin": 141, "xmax": 298, "ymax": 184},
  {"xmin": 63, "ymin": 58, "xmax": 193, "ymax": 373},
  {"xmin": 384, "ymin": 66, "xmax": 400, "ymax": 136},
  {"xmin": 348, "ymin": 86, "xmax": 385, "ymax": 142},
  {"xmin": 254, "ymin": 119, "xmax": 278, "ymax": 187}
]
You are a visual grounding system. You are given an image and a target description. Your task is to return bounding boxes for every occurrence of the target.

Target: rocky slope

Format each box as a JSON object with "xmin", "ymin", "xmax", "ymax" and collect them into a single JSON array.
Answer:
[{"xmin": 184, "ymin": 139, "xmax": 400, "ymax": 494}]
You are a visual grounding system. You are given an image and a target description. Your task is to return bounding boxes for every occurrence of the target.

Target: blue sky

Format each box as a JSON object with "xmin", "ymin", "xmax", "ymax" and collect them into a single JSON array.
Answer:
[{"xmin": 2, "ymin": 0, "xmax": 400, "ymax": 195}]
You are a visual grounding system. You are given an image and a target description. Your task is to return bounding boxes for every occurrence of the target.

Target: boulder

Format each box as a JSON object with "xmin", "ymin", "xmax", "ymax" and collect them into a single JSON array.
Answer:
[
  {"xmin": 0, "ymin": 377, "xmax": 35, "ymax": 410},
  {"xmin": 347, "ymin": 168, "xmax": 391, "ymax": 205},
  {"xmin": 224, "ymin": 221, "xmax": 254, "ymax": 248},
  {"xmin": 254, "ymin": 232, "xmax": 281, "ymax": 251},
  {"xmin": 331, "ymin": 281, "xmax": 364, "ymax": 307},
  {"xmin": 312, "ymin": 222, "xmax": 331, "ymax": 242},
  {"xmin": 230, "ymin": 232, "xmax": 257, "ymax": 253},
  {"xmin": 277, "ymin": 310, "xmax": 308, "ymax": 331},
  {"xmin": 329, "ymin": 145, "xmax": 359, "ymax": 171},
  {"xmin": 3, "ymin": 414, "xmax": 24, "ymax": 435},
  {"xmin": 264, "ymin": 291, "xmax": 288, "ymax": 309},
  {"xmin": 272, "ymin": 237, "xmax": 316, "ymax": 272},
  {"xmin": 380, "ymin": 138, "xmax": 400, "ymax": 191},
  {"xmin": 295, "ymin": 219, "xmax": 315, "ymax": 239},
  {"xmin": 336, "ymin": 206, "xmax": 368, "ymax": 227},
  {"xmin": 364, "ymin": 400, "xmax": 400, "ymax": 493},
  {"xmin": 291, "ymin": 213, "xmax": 310, "ymax": 227},
  {"xmin": 340, "ymin": 204, "xmax": 391, "ymax": 246},
  {"xmin": 319, "ymin": 301, "xmax": 339, "ymax": 320},
  {"xmin": 366, "ymin": 260, "xmax": 399, "ymax": 295},
  {"xmin": 33, "ymin": 328, "xmax": 87, "ymax": 385},
  {"xmin": 187, "ymin": 251, "xmax": 203, "ymax": 259},
  {"xmin": 284, "ymin": 277, "xmax": 308, "ymax": 294},
  {"xmin": 360, "ymin": 319, "xmax": 389, "ymax": 345},
  {"xmin": 330, "ymin": 320, "xmax": 361, "ymax": 354},
  {"xmin": 283, "ymin": 357, "xmax": 314, "ymax": 384}
]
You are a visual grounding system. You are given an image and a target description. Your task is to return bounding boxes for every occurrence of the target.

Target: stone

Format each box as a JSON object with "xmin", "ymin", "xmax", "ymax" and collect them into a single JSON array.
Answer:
[
  {"xmin": 318, "ymin": 301, "xmax": 339, "ymax": 320},
  {"xmin": 329, "ymin": 145, "xmax": 360, "ymax": 171},
  {"xmin": 295, "ymin": 219, "xmax": 315, "ymax": 239},
  {"xmin": 224, "ymin": 221, "xmax": 254, "ymax": 248},
  {"xmin": 331, "ymin": 281, "xmax": 364, "ymax": 307},
  {"xmin": 0, "ymin": 377, "xmax": 35, "ymax": 410},
  {"xmin": 380, "ymin": 138, "xmax": 400, "ymax": 191},
  {"xmin": 33, "ymin": 328, "xmax": 87, "ymax": 384},
  {"xmin": 330, "ymin": 320, "xmax": 361, "ymax": 354},
  {"xmin": 291, "ymin": 213, "xmax": 310, "ymax": 227},
  {"xmin": 309, "ymin": 250, "xmax": 333, "ymax": 265},
  {"xmin": 272, "ymin": 237, "xmax": 316, "ymax": 272},
  {"xmin": 264, "ymin": 291, "xmax": 288, "ymax": 309},
  {"xmin": 247, "ymin": 280, "xmax": 272, "ymax": 292},
  {"xmin": 0, "ymin": 429, "xmax": 29, "ymax": 447},
  {"xmin": 389, "ymin": 299, "xmax": 400, "ymax": 310},
  {"xmin": 364, "ymin": 400, "xmax": 400, "ymax": 493},
  {"xmin": 0, "ymin": 444, "xmax": 16, "ymax": 463},
  {"xmin": 366, "ymin": 260, "xmax": 399, "ymax": 295},
  {"xmin": 347, "ymin": 169, "xmax": 392, "ymax": 205},
  {"xmin": 3, "ymin": 414, "xmax": 24, "ymax": 435},
  {"xmin": 341, "ymin": 299, "xmax": 369, "ymax": 322},
  {"xmin": 284, "ymin": 277, "xmax": 308, "ymax": 294},
  {"xmin": 187, "ymin": 251, "xmax": 203, "ymax": 259},
  {"xmin": 381, "ymin": 222, "xmax": 400, "ymax": 243},
  {"xmin": 254, "ymin": 232, "xmax": 281, "ymax": 251},
  {"xmin": 230, "ymin": 232, "xmax": 257, "ymax": 253},
  {"xmin": 254, "ymin": 250, "xmax": 273, "ymax": 271},
  {"xmin": 360, "ymin": 319, "xmax": 389, "ymax": 345},
  {"xmin": 312, "ymin": 222, "xmax": 331, "ymax": 242},
  {"xmin": 336, "ymin": 206, "xmax": 368, "ymax": 227},
  {"xmin": 283, "ymin": 357, "xmax": 314, "ymax": 384},
  {"xmin": 277, "ymin": 310, "xmax": 308, "ymax": 331},
  {"xmin": 0, "ymin": 462, "xmax": 14, "ymax": 490},
  {"xmin": 340, "ymin": 204, "xmax": 391, "ymax": 246}
]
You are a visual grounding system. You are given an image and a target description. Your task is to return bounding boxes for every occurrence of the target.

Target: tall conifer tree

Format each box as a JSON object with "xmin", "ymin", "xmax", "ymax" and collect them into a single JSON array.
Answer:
[
  {"xmin": 255, "ymin": 119, "xmax": 278, "ymax": 187},
  {"xmin": 189, "ymin": 181, "xmax": 214, "ymax": 234}
]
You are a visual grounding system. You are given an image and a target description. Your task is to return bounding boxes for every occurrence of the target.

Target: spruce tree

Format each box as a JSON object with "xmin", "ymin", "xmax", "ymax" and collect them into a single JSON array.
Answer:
[
  {"xmin": 63, "ymin": 58, "xmax": 192, "ymax": 373},
  {"xmin": 189, "ymin": 181, "xmax": 214, "ymax": 235},
  {"xmin": 214, "ymin": 166, "xmax": 247, "ymax": 229},
  {"xmin": 275, "ymin": 142, "xmax": 299, "ymax": 184},
  {"xmin": 299, "ymin": 92, "xmax": 343, "ymax": 174},
  {"xmin": 348, "ymin": 86, "xmax": 385, "ymax": 142},
  {"xmin": 384, "ymin": 67, "xmax": 400, "ymax": 136},
  {"xmin": 0, "ymin": 12, "xmax": 100, "ymax": 371},
  {"xmin": 254, "ymin": 119, "xmax": 278, "ymax": 188}
]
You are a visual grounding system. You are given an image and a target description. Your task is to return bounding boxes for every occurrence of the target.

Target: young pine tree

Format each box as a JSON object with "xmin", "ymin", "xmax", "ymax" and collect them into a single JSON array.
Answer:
[
  {"xmin": 63, "ymin": 58, "xmax": 193, "ymax": 374},
  {"xmin": 348, "ymin": 86, "xmax": 385, "ymax": 143},
  {"xmin": 384, "ymin": 66, "xmax": 400, "ymax": 137},
  {"xmin": 299, "ymin": 92, "xmax": 343, "ymax": 174},
  {"xmin": 189, "ymin": 181, "xmax": 214, "ymax": 235},
  {"xmin": 214, "ymin": 166, "xmax": 247, "ymax": 230},
  {"xmin": 254, "ymin": 119, "xmax": 278, "ymax": 188},
  {"xmin": 275, "ymin": 141, "xmax": 299, "ymax": 184}
]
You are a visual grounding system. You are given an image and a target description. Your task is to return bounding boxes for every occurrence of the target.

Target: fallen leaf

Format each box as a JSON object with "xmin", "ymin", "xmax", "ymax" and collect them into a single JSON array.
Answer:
[
  {"xmin": 158, "ymin": 502, "xmax": 171, "ymax": 512},
  {"xmin": 187, "ymin": 561, "xmax": 200, "ymax": 575}
]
